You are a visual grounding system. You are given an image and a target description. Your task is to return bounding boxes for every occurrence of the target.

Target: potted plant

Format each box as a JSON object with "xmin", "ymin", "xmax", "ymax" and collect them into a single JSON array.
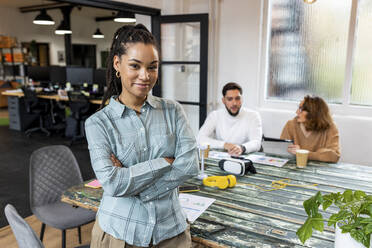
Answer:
[{"xmin": 296, "ymin": 189, "xmax": 372, "ymax": 248}]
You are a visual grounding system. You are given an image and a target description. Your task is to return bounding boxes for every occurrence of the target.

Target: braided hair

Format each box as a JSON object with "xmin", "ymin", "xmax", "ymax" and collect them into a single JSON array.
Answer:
[{"xmin": 100, "ymin": 24, "xmax": 159, "ymax": 109}]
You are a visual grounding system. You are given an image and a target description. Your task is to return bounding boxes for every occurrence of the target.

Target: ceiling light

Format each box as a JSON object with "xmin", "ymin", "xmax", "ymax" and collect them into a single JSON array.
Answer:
[
  {"xmin": 33, "ymin": 9, "xmax": 55, "ymax": 25},
  {"xmin": 303, "ymin": 0, "xmax": 317, "ymax": 4},
  {"xmin": 92, "ymin": 28, "xmax": 104, "ymax": 39},
  {"xmin": 55, "ymin": 20, "xmax": 72, "ymax": 35},
  {"xmin": 114, "ymin": 11, "xmax": 136, "ymax": 23}
]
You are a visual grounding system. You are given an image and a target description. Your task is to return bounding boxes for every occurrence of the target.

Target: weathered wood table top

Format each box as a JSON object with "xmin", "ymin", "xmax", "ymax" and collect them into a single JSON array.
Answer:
[{"xmin": 61, "ymin": 155, "xmax": 372, "ymax": 247}]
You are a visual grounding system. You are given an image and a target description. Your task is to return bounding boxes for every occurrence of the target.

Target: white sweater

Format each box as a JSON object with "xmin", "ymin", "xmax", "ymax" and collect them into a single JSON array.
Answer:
[{"xmin": 197, "ymin": 107, "xmax": 262, "ymax": 153}]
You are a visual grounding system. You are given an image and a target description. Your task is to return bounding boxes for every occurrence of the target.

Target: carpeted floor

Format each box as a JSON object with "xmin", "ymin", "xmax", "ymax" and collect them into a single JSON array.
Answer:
[
  {"xmin": 0, "ymin": 126, "xmax": 95, "ymax": 228},
  {"xmin": 0, "ymin": 118, "xmax": 9, "ymax": 126}
]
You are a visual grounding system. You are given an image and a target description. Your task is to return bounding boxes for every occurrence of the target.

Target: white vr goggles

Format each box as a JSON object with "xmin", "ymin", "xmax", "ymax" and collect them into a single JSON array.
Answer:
[{"xmin": 218, "ymin": 158, "xmax": 256, "ymax": 176}]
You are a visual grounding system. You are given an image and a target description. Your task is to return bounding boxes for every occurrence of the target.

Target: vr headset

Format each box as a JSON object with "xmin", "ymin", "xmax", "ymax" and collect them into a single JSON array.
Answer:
[{"xmin": 218, "ymin": 158, "xmax": 256, "ymax": 176}]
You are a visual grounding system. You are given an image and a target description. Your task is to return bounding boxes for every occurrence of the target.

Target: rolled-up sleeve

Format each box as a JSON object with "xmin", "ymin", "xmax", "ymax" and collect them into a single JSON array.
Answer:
[
  {"xmin": 85, "ymin": 117, "xmax": 171, "ymax": 197},
  {"xmin": 139, "ymin": 102, "xmax": 199, "ymax": 202},
  {"xmin": 242, "ymin": 111, "xmax": 262, "ymax": 153}
]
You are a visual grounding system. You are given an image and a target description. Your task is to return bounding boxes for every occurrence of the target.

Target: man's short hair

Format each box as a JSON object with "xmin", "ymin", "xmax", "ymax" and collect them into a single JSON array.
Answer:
[{"xmin": 222, "ymin": 82, "xmax": 242, "ymax": 96}]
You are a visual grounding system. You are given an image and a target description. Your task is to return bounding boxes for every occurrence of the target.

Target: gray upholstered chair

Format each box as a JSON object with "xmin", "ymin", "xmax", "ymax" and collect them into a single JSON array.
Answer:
[
  {"xmin": 4, "ymin": 204, "xmax": 44, "ymax": 248},
  {"xmin": 29, "ymin": 145, "xmax": 95, "ymax": 248},
  {"xmin": 4, "ymin": 204, "xmax": 91, "ymax": 248}
]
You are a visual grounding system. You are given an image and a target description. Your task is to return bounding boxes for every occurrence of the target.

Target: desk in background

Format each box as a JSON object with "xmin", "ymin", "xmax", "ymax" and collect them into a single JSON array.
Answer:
[
  {"xmin": 62, "ymin": 156, "xmax": 372, "ymax": 247},
  {"xmin": 1, "ymin": 91, "xmax": 102, "ymax": 105},
  {"xmin": 1, "ymin": 91, "xmax": 102, "ymax": 131}
]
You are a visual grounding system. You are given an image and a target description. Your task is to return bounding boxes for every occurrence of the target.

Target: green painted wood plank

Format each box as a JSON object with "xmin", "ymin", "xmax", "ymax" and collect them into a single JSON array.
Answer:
[
  {"xmin": 206, "ymin": 204, "xmax": 334, "ymax": 241},
  {"xmin": 198, "ymin": 210, "xmax": 333, "ymax": 248}
]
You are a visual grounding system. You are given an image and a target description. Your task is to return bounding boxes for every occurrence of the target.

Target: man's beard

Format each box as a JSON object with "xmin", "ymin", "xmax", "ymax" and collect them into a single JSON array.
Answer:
[{"xmin": 225, "ymin": 105, "xmax": 241, "ymax": 117}]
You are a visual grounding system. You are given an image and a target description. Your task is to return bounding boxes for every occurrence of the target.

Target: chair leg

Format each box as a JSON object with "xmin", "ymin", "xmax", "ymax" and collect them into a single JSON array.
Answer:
[
  {"xmin": 39, "ymin": 116, "xmax": 50, "ymax": 136},
  {"xmin": 78, "ymin": 226, "xmax": 82, "ymax": 244},
  {"xmin": 40, "ymin": 126, "xmax": 51, "ymax": 136},
  {"xmin": 25, "ymin": 127, "xmax": 41, "ymax": 137},
  {"xmin": 40, "ymin": 223, "xmax": 46, "ymax": 242},
  {"xmin": 62, "ymin": 229, "xmax": 66, "ymax": 248}
]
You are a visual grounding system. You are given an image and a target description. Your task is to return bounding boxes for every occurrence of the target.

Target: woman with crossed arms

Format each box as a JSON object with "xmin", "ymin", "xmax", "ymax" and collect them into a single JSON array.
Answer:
[{"xmin": 85, "ymin": 24, "xmax": 198, "ymax": 248}]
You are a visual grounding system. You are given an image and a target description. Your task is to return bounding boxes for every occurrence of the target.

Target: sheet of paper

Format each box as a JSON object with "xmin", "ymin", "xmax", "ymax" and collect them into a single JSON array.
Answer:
[
  {"xmin": 179, "ymin": 193, "xmax": 215, "ymax": 223},
  {"xmin": 208, "ymin": 151, "xmax": 231, "ymax": 160},
  {"xmin": 5, "ymin": 89, "xmax": 22, "ymax": 93},
  {"xmin": 245, "ymin": 154, "xmax": 289, "ymax": 167},
  {"xmin": 84, "ymin": 179, "xmax": 102, "ymax": 188}
]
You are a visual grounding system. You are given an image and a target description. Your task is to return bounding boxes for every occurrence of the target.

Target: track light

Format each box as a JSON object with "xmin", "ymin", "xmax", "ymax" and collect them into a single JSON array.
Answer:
[
  {"xmin": 92, "ymin": 28, "xmax": 104, "ymax": 38},
  {"xmin": 33, "ymin": 9, "xmax": 55, "ymax": 25},
  {"xmin": 55, "ymin": 20, "xmax": 72, "ymax": 35},
  {"xmin": 114, "ymin": 11, "xmax": 136, "ymax": 23}
]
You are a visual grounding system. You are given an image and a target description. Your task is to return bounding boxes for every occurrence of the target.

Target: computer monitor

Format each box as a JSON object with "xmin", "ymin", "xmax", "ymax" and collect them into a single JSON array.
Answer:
[
  {"xmin": 66, "ymin": 67, "xmax": 93, "ymax": 85},
  {"xmin": 93, "ymin": 69, "xmax": 106, "ymax": 85},
  {"xmin": 26, "ymin": 66, "xmax": 50, "ymax": 82},
  {"xmin": 49, "ymin": 66, "xmax": 66, "ymax": 85},
  {"xmin": 94, "ymin": 69, "xmax": 106, "ymax": 93}
]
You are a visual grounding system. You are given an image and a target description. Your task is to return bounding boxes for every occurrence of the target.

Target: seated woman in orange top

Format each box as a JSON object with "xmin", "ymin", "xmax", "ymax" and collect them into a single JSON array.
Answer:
[{"xmin": 280, "ymin": 95, "xmax": 340, "ymax": 163}]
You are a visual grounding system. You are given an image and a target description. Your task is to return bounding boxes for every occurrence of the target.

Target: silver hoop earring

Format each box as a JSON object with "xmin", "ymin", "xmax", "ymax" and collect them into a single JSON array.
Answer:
[{"xmin": 116, "ymin": 71, "xmax": 120, "ymax": 78}]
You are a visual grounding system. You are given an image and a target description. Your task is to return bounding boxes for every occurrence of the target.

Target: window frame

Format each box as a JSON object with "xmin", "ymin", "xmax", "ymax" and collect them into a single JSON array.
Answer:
[{"xmin": 258, "ymin": 0, "xmax": 372, "ymax": 116}]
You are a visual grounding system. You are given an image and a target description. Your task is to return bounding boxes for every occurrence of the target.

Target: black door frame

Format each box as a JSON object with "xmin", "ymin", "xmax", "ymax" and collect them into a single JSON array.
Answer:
[{"xmin": 152, "ymin": 14, "xmax": 209, "ymax": 127}]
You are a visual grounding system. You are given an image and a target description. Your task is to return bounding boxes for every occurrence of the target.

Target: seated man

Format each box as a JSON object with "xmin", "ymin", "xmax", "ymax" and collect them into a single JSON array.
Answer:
[{"xmin": 198, "ymin": 82, "xmax": 262, "ymax": 155}]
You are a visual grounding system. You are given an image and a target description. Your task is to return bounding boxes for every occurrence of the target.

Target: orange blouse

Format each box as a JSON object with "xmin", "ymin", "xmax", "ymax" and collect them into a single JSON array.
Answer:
[{"xmin": 280, "ymin": 118, "xmax": 340, "ymax": 163}]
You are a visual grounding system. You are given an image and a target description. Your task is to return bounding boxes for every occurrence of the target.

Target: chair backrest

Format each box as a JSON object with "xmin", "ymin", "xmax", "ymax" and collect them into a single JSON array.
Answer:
[
  {"xmin": 22, "ymin": 86, "xmax": 39, "ymax": 113},
  {"xmin": 67, "ymin": 91, "xmax": 90, "ymax": 119},
  {"xmin": 29, "ymin": 145, "xmax": 83, "ymax": 210},
  {"xmin": 4, "ymin": 204, "xmax": 44, "ymax": 248}
]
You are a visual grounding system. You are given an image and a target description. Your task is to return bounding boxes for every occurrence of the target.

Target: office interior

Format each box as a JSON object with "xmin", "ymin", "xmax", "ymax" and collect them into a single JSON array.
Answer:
[{"xmin": 1, "ymin": 0, "xmax": 372, "ymax": 247}]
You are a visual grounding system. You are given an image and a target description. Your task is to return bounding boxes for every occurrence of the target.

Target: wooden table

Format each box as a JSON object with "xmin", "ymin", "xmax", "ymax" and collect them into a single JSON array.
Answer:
[
  {"xmin": 1, "ymin": 91, "xmax": 102, "ymax": 105},
  {"xmin": 61, "ymin": 155, "xmax": 372, "ymax": 247}
]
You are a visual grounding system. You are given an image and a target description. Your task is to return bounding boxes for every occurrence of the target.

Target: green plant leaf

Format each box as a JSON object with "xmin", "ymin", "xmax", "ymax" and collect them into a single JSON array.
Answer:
[
  {"xmin": 297, "ymin": 218, "xmax": 313, "ymax": 244},
  {"xmin": 303, "ymin": 198, "xmax": 314, "ymax": 216},
  {"xmin": 341, "ymin": 223, "xmax": 359, "ymax": 233},
  {"xmin": 350, "ymin": 229, "xmax": 369, "ymax": 248},
  {"xmin": 303, "ymin": 192, "xmax": 322, "ymax": 216},
  {"xmin": 328, "ymin": 210, "xmax": 351, "ymax": 227},
  {"xmin": 360, "ymin": 202, "xmax": 372, "ymax": 216},
  {"xmin": 366, "ymin": 204, "xmax": 372, "ymax": 216},
  {"xmin": 361, "ymin": 218, "xmax": 372, "ymax": 224},
  {"xmin": 343, "ymin": 189, "xmax": 353, "ymax": 203},
  {"xmin": 354, "ymin": 190, "xmax": 367, "ymax": 200},
  {"xmin": 366, "ymin": 196, "xmax": 372, "ymax": 201},
  {"xmin": 364, "ymin": 223, "xmax": 372, "ymax": 234},
  {"xmin": 322, "ymin": 194, "xmax": 334, "ymax": 210},
  {"xmin": 312, "ymin": 213, "xmax": 324, "ymax": 232},
  {"xmin": 328, "ymin": 213, "xmax": 338, "ymax": 226}
]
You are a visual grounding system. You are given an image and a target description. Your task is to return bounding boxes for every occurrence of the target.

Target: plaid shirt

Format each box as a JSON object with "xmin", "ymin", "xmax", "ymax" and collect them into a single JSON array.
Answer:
[{"xmin": 85, "ymin": 95, "xmax": 199, "ymax": 247}]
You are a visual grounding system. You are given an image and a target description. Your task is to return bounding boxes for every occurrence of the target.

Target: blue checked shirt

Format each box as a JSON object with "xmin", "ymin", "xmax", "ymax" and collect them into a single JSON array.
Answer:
[{"xmin": 85, "ymin": 94, "xmax": 199, "ymax": 247}]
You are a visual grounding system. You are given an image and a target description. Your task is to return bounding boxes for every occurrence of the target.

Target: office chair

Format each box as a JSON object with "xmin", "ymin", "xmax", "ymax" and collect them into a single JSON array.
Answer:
[
  {"xmin": 29, "ymin": 145, "xmax": 95, "ymax": 248},
  {"xmin": 4, "ymin": 204, "xmax": 91, "ymax": 248},
  {"xmin": 4, "ymin": 204, "xmax": 44, "ymax": 248},
  {"xmin": 66, "ymin": 91, "xmax": 91, "ymax": 145},
  {"xmin": 22, "ymin": 87, "xmax": 50, "ymax": 137}
]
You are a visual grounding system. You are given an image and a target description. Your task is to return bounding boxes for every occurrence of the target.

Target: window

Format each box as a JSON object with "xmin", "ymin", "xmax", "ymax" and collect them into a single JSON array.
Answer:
[
  {"xmin": 350, "ymin": 0, "xmax": 372, "ymax": 105},
  {"xmin": 266, "ymin": 0, "xmax": 372, "ymax": 107}
]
